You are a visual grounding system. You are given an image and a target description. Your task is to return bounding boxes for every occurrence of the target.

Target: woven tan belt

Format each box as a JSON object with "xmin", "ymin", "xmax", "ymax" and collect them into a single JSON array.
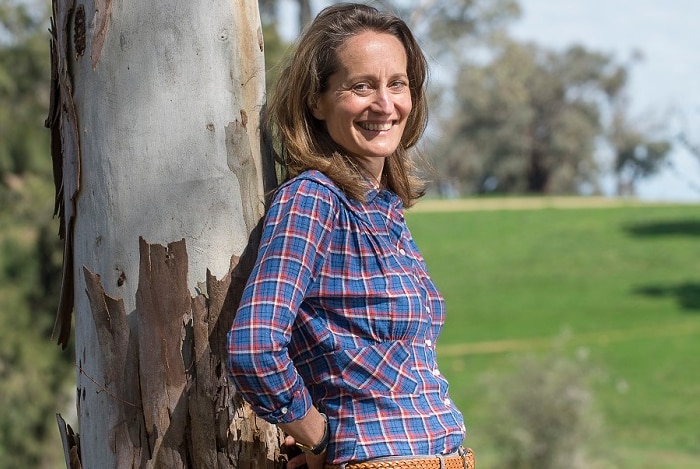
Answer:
[{"xmin": 325, "ymin": 448, "xmax": 475, "ymax": 469}]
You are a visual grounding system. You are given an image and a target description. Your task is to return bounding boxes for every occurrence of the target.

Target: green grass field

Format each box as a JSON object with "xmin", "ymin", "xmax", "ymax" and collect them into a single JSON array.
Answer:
[{"xmin": 407, "ymin": 200, "xmax": 700, "ymax": 468}]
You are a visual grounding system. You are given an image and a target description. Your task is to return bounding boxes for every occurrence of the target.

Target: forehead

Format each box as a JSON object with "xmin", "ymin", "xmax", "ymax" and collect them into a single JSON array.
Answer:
[{"xmin": 335, "ymin": 31, "xmax": 408, "ymax": 71}]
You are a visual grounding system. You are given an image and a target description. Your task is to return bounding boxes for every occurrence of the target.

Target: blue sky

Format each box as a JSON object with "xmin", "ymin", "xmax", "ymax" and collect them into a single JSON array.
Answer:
[{"xmin": 511, "ymin": 0, "xmax": 700, "ymax": 201}]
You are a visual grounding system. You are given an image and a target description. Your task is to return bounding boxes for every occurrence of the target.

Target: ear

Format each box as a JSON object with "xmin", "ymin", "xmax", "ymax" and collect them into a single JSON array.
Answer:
[{"xmin": 309, "ymin": 95, "xmax": 325, "ymax": 120}]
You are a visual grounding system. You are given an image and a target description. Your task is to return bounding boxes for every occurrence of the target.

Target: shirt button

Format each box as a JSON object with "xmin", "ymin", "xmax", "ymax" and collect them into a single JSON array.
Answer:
[
  {"xmin": 426, "ymin": 306, "xmax": 431, "ymax": 313},
  {"xmin": 281, "ymin": 407, "xmax": 288, "ymax": 415},
  {"xmin": 444, "ymin": 398, "xmax": 451, "ymax": 407},
  {"xmin": 399, "ymin": 248, "xmax": 406, "ymax": 255},
  {"xmin": 432, "ymin": 368, "xmax": 441, "ymax": 376},
  {"xmin": 425, "ymin": 339, "xmax": 433, "ymax": 347}
]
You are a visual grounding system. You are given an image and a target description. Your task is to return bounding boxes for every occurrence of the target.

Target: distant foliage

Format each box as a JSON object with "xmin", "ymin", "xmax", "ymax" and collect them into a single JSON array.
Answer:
[
  {"xmin": 261, "ymin": 21, "xmax": 292, "ymax": 95},
  {"xmin": 0, "ymin": 0, "xmax": 51, "ymax": 185},
  {"xmin": 0, "ymin": 2, "xmax": 72, "ymax": 468},
  {"xmin": 0, "ymin": 215, "xmax": 72, "ymax": 469},
  {"xmin": 432, "ymin": 39, "xmax": 667, "ymax": 196},
  {"xmin": 480, "ymin": 347, "xmax": 604, "ymax": 469}
]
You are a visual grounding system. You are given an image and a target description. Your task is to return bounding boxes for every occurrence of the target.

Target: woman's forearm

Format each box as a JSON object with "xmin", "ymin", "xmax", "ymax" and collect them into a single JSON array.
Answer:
[{"xmin": 278, "ymin": 406, "xmax": 327, "ymax": 450}]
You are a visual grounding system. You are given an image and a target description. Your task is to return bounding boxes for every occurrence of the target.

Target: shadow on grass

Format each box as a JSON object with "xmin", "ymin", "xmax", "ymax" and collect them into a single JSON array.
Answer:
[
  {"xmin": 634, "ymin": 283, "xmax": 700, "ymax": 313},
  {"xmin": 623, "ymin": 220, "xmax": 700, "ymax": 237}
]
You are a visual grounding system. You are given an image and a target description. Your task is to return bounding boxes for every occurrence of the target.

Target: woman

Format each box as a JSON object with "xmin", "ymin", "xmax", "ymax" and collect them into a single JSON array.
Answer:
[{"xmin": 227, "ymin": 4, "xmax": 473, "ymax": 469}]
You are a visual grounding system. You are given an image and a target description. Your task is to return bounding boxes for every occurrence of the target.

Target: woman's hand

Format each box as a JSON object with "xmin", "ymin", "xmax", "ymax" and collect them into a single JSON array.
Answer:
[{"xmin": 284, "ymin": 434, "xmax": 328, "ymax": 469}]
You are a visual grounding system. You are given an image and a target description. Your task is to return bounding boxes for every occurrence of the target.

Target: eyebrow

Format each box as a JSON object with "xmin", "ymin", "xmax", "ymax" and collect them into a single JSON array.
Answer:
[{"xmin": 344, "ymin": 72, "xmax": 409, "ymax": 82}]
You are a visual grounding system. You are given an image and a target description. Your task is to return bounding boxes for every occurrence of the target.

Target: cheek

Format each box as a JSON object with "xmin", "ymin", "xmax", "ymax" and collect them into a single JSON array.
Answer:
[
  {"xmin": 400, "ymin": 99, "xmax": 416, "ymax": 141},
  {"xmin": 325, "ymin": 108, "xmax": 357, "ymax": 146},
  {"xmin": 400, "ymin": 95, "xmax": 413, "ymax": 116},
  {"xmin": 328, "ymin": 111, "xmax": 355, "ymax": 137}
]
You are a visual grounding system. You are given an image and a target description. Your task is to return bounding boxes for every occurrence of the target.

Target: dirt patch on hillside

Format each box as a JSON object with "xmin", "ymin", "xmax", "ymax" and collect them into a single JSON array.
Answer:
[
  {"xmin": 438, "ymin": 321, "xmax": 700, "ymax": 356},
  {"xmin": 412, "ymin": 196, "xmax": 688, "ymax": 213}
]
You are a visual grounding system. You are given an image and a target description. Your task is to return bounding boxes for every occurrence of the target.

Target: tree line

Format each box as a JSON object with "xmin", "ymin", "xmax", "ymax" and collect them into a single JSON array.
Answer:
[{"xmin": 0, "ymin": 0, "xmax": 684, "ymax": 467}]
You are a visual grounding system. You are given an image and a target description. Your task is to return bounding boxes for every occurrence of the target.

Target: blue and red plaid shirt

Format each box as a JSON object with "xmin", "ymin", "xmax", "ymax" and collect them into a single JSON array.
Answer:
[{"xmin": 227, "ymin": 170, "xmax": 466, "ymax": 463}]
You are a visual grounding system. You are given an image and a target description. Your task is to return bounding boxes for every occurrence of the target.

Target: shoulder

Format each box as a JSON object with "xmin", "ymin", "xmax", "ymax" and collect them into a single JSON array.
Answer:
[{"xmin": 274, "ymin": 170, "xmax": 349, "ymax": 208}]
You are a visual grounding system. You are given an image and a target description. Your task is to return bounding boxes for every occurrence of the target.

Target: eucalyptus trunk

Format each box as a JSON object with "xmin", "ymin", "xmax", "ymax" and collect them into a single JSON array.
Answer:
[{"xmin": 46, "ymin": 0, "xmax": 279, "ymax": 467}]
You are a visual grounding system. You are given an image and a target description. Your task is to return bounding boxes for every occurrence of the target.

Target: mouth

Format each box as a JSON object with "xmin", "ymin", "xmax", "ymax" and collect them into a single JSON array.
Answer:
[{"xmin": 357, "ymin": 121, "xmax": 395, "ymax": 132}]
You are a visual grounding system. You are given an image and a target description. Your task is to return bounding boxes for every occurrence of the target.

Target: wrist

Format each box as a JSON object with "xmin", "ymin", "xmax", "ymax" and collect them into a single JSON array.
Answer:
[{"xmin": 295, "ymin": 413, "xmax": 329, "ymax": 456}]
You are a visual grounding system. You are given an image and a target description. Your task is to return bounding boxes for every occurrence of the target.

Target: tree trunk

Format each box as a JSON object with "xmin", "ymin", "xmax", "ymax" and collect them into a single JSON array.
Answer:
[
  {"xmin": 46, "ymin": 0, "xmax": 279, "ymax": 467},
  {"xmin": 298, "ymin": 0, "xmax": 312, "ymax": 29}
]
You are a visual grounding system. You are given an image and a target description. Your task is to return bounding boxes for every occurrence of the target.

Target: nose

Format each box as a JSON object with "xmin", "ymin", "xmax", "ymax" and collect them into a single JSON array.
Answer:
[{"xmin": 370, "ymin": 87, "xmax": 394, "ymax": 115}]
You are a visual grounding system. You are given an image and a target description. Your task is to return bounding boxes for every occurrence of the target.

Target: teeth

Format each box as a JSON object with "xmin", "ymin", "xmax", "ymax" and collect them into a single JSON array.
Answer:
[{"xmin": 359, "ymin": 122, "xmax": 392, "ymax": 131}]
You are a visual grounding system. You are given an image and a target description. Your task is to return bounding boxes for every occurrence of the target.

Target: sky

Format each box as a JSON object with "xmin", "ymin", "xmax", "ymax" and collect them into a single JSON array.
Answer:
[
  {"xmin": 279, "ymin": 0, "xmax": 700, "ymax": 202},
  {"xmin": 508, "ymin": 0, "xmax": 700, "ymax": 202}
]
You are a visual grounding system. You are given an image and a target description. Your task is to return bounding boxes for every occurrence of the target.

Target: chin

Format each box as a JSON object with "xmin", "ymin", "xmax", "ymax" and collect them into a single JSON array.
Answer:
[{"xmin": 364, "ymin": 145, "xmax": 399, "ymax": 158}]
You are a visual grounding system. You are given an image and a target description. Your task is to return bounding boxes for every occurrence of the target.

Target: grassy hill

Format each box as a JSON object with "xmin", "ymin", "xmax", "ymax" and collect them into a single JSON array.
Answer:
[{"xmin": 407, "ymin": 199, "xmax": 700, "ymax": 468}]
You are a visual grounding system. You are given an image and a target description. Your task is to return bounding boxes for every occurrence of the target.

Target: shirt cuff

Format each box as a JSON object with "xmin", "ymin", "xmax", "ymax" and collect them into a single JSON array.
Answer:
[{"xmin": 256, "ymin": 384, "xmax": 313, "ymax": 424}]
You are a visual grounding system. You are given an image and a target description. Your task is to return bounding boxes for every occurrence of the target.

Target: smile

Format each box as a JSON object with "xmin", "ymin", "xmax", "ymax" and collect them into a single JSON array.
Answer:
[{"xmin": 357, "ymin": 121, "xmax": 394, "ymax": 132}]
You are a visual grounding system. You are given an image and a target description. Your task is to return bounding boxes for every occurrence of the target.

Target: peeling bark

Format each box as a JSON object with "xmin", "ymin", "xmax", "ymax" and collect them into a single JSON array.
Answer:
[
  {"xmin": 135, "ymin": 238, "xmax": 191, "ymax": 466},
  {"xmin": 57, "ymin": 414, "xmax": 82, "ymax": 469},
  {"xmin": 46, "ymin": 0, "xmax": 81, "ymax": 350},
  {"xmin": 83, "ymin": 266, "xmax": 149, "ymax": 467},
  {"xmin": 226, "ymin": 118, "xmax": 259, "ymax": 234},
  {"xmin": 90, "ymin": 0, "xmax": 113, "ymax": 68},
  {"xmin": 72, "ymin": 236, "xmax": 282, "ymax": 468}
]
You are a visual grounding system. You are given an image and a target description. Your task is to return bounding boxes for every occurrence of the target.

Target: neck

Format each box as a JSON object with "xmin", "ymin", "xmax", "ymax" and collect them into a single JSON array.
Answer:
[{"xmin": 355, "ymin": 156, "xmax": 386, "ymax": 189}]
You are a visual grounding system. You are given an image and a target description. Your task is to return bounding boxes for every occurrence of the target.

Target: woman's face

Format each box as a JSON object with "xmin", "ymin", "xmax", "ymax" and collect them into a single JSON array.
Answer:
[{"xmin": 312, "ymin": 31, "xmax": 412, "ymax": 178}]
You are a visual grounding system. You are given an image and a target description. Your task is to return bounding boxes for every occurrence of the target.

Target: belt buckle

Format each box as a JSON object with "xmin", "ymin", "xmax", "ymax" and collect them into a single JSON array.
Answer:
[
  {"xmin": 437, "ymin": 454, "xmax": 446, "ymax": 469},
  {"xmin": 458, "ymin": 447, "xmax": 474, "ymax": 469}
]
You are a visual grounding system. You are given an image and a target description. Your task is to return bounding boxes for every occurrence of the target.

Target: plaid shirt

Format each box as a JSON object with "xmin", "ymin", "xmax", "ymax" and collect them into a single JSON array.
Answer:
[{"xmin": 227, "ymin": 170, "xmax": 466, "ymax": 463}]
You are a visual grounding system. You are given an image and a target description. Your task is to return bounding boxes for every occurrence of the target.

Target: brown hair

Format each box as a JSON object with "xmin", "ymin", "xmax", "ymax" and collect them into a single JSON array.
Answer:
[{"xmin": 267, "ymin": 2, "xmax": 428, "ymax": 207}]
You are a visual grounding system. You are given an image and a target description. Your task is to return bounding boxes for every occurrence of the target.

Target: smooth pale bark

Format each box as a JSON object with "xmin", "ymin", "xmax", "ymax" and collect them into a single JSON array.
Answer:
[{"xmin": 47, "ymin": 0, "xmax": 280, "ymax": 467}]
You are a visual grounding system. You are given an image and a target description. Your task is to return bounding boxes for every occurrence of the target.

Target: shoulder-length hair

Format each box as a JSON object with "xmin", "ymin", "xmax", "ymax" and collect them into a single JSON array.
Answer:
[{"xmin": 267, "ymin": 2, "xmax": 428, "ymax": 207}]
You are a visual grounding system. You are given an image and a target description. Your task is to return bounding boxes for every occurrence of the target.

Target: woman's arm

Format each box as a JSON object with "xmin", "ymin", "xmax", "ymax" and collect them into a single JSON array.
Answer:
[{"xmin": 227, "ymin": 176, "xmax": 337, "ymax": 442}]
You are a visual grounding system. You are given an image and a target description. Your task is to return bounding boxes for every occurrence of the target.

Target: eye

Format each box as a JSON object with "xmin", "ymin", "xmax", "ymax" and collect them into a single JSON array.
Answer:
[
  {"xmin": 352, "ymin": 82, "xmax": 373, "ymax": 95},
  {"xmin": 390, "ymin": 80, "xmax": 408, "ymax": 92}
]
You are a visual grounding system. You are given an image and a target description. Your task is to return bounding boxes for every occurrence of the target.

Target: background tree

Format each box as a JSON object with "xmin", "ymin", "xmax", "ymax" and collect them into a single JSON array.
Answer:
[
  {"xmin": 258, "ymin": 0, "xmax": 311, "ymax": 35},
  {"xmin": 609, "ymin": 105, "xmax": 671, "ymax": 196},
  {"xmin": 432, "ymin": 38, "xmax": 653, "ymax": 195},
  {"xmin": 393, "ymin": 0, "xmax": 520, "ymax": 48},
  {"xmin": 678, "ymin": 133, "xmax": 700, "ymax": 161},
  {"xmin": 675, "ymin": 118, "xmax": 700, "ymax": 193}
]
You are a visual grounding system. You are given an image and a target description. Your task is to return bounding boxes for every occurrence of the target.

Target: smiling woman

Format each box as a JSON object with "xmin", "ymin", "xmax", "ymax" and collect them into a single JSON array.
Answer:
[{"xmin": 226, "ymin": 4, "xmax": 474, "ymax": 469}]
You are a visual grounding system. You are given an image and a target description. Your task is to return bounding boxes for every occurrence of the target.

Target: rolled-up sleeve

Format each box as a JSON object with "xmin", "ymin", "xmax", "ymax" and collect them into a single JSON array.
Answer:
[{"xmin": 226, "ymin": 178, "xmax": 335, "ymax": 424}]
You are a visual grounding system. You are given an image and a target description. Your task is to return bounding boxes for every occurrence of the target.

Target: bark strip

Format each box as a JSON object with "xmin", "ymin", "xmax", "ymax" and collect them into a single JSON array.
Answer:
[
  {"xmin": 46, "ymin": 0, "xmax": 81, "ymax": 349},
  {"xmin": 56, "ymin": 414, "xmax": 82, "ymax": 469},
  {"xmin": 83, "ymin": 266, "xmax": 149, "ymax": 467},
  {"xmin": 71, "ymin": 236, "xmax": 284, "ymax": 468},
  {"xmin": 135, "ymin": 237, "xmax": 191, "ymax": 467},
  {"xmin": 91, "ymin": 0, "xmax": 114, "ymax": 68}
]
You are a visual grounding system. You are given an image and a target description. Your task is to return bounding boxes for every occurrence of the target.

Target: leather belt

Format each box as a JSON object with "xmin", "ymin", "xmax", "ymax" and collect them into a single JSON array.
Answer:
[{"xmin": 325, "ymin": 448, "xmax": 475, "ymax": 469}]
